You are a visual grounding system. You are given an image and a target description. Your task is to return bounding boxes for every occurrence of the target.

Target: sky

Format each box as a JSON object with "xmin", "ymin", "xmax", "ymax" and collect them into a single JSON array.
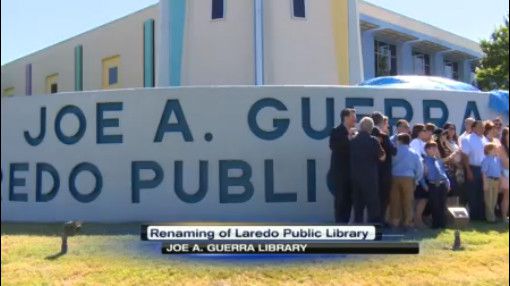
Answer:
[{"xmin": 1, "ymin": 0, "xmax": 509, "ymax": 65}]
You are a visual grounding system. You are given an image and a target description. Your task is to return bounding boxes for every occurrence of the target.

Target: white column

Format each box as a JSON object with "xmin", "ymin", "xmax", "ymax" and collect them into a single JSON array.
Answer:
[
  {"xmin": 362, "ymin": 31, "xmax": 375, "ymax": 80},
  {"xmin": 254, "ymin": 0, "xmax": 264, "ymax": 85},
  {"xmin": 432, "ymin": 52, "xmax": 445, "ymax": 77},
  {"xmin": 156, "ymin": 0, "xmax": 171, "ymax": 87},
  {"xmin": 460, "ymin": 60, "xmax": 473, "ymax": 83},
  {"xmin": 348, "ymin": 0, "xmax": 364, "ymax": 84},
  {"xmin": 400, "ymin": 42, "xmax": 414, "ymax": 75}
]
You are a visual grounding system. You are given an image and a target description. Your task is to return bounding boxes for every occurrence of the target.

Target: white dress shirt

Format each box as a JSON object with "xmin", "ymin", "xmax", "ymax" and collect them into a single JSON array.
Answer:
[
  {"xmin": 461, "ymin": 133, "xmax": 488, "ymax": 166},
  {"xmin": 458, "ymin": 132, "xmax": 470, "ymax": 149},
  {"xmin": 410, "ymin": 138, "xmax": 426, "ymax": 156}
]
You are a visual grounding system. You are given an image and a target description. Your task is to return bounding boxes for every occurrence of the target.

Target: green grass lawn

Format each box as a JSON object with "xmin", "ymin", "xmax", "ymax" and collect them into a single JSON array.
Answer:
[{"xmin": 1, "ymin": 222, "xmax": 508, "ymax": 285}]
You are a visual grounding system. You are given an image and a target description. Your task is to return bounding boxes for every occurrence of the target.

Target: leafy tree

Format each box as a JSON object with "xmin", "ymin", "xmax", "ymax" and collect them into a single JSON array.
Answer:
[{"xmin": 476, "ymin": 14, "xmax": 509, "ymax": 91}]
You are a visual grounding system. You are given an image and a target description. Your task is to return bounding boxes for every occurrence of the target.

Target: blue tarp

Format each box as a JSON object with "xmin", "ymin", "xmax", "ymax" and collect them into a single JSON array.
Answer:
[
  {"xmin": 359, "ymin": 76, "xmax": 509, "ymax": 114},
  {"xmin": 359, "ymin": 75, "xmax": 481, "ymax": 92},
  {"xmin": 489, "ymin": 90, "xmax": 509, "ymax": 114}
]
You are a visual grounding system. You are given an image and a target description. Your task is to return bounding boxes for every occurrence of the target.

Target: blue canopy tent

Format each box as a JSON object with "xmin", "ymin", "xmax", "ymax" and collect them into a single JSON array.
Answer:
[
  {"xmin": 359, "ymin": 75, "xmax": 480, "ymax": 92},
  {"xmin": 488, "ymin": 90, "xmax": 509, "ymax": 114},
  {"xmin": 359, "ymin": 76, "xmax": 508, "ymax": 114}
]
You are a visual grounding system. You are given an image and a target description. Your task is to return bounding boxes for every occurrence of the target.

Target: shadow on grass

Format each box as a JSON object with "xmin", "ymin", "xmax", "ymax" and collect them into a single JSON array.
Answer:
[
  {"xmin": 398, "ymin": 220, "xmax": 509, "ymax": 241},
  {"xmin": 45, "ymin": 251, "xmax": 66, "ymax": 260},
  {"xmin": 1, "ymin": 223, "xmax": 141, "ymax": 236}
]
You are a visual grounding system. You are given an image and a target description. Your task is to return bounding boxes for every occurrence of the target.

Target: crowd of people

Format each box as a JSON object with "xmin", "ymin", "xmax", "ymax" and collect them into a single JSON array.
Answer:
[{"xmin": 329, "ymin": 108, "xmax": 509, "ymax": 229}]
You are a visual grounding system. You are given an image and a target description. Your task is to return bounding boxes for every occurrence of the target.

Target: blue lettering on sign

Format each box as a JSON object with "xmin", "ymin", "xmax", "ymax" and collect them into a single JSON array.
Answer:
[
  {"xmin": 68, "ymin": 162, "xmax": 102, "ymax": 203},
  {"xmin": 423, "ymin": 100, "xmax": 449, "ymax": 127},
  {"xmin": 9, "ymin": 163, "xmax": 29, "ymax": 202},
  {"xmin": 264, "ymin": 160, "xmax": 297, "ymax": 202},
  {"xmin": 248, "ymin": 98, "xmax": 289, "ymax": 140},
  {"xmin": 1, "ymin": 96, "xmax": 491, "ymax": 207},
  {"xmin": 154, "ymin": 99, "xmax": 193, "ymax": 142},
  {"xmin": 97, "ymin": 102, "xmax": 123, "ymax": 144},
  {"xmin": 345, "ymin": 98, "xmax": 374, "ymax": 121},
  {"xmin": 302, "ymin": 98, "xmax": 334, "ymax": 140},
  {"xmin": 55, "ymin": 105, "xmax": 87, "ymax": 145},
  {"xmin": 174, "ymin": 160, "xmax": 208, "ymax": 203},
  {"xmin": 461, "ymin": 101, "xmax": 482, "ymax": 132},
  {"xmin": 36, "ymin": 163, "xmax": 60, "ymax": 202},
  {"xmin": 307, "ymin": 159, "xmax": 316, "ymax": 202},
  {"xmin": 24, "ymin": 107, "xmax": 46, "ymax": 146},
  {"xmin": 385, "ymin": 99, "xmax": 414, "ymax": 132},
  {"xmin": 131, "ymin": 161, "xmax": 164, "ymax": 203},
  {"xmin": 464, "ymin": 101, "xmax": 481, "ymax": 121},
  {"xmin": 219, "ymin": 160, "xmax": 254, "ymax": 203}
]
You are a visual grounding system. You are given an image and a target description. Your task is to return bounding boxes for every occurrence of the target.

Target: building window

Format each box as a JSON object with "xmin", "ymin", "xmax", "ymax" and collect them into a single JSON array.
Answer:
[
  {"xmin": 470, "ymin": 62, "xmax": 479, "ymax": 85},
  {"xmin": 413, "ymin": 52, "xmax": 431, "ymax": 75},
  {"xmin": 444, "ymin": 61, "xmax": 459, "ymax": 80},
  {"xmin": 102, "ymin": 55, "xmax": 120, "ymax": 89},
  {"xmin": 50, "ymin": 83, "xmax": 58, "ymax": 93},
  {"xmin": 212, "ymin": 0, "xmax": 224, "ymax": 20},
  {"xmin": 374, "ymin": 40, "xmax": 397, "ymax": 77},
  {"xmin": 3, "ymin": 87, "xmax": 15, "ymax": 97},
  {"xmin": 292, "ymin": 0, "xmax": 306, "ymax": 18},
  {"xmin": 108, "ymin": 67, "xmax": 118, "ymax": 85},
  {"xmin": 45, "ymin": 73, "xmax": 59, "ymax": 94}
]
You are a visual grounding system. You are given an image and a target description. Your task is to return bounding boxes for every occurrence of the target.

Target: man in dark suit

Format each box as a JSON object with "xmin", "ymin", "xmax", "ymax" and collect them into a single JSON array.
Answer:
[
  {"xmin": 371, "ymin": 112, "xmax": 398, "ymax": 224},
  {"xmin": 329, "ymin": 108, "xmax": 357, "ymax": 223},
  {"xmin": 350, "ymin": 117, "xmax": 386, "ymax": 224}
]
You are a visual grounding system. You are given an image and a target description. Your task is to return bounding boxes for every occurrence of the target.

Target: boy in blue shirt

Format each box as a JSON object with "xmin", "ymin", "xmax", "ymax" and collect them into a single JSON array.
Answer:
[
  {"xmin": 481, "ymin": 143, "xmax": 502, "ymax": 222},
  {"xmin": 420, "ymin": 141, "xmax": 451, "ymax": 228},
  {"xmin": 390, "ymin": 133, "xmax": 423, "ymax": 229}
]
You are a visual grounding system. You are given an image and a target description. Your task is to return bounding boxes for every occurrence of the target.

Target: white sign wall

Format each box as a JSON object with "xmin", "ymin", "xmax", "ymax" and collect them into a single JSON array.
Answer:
[{"xmin": 1, "ymin": 86, "xmax": 504, "ymax": 222}]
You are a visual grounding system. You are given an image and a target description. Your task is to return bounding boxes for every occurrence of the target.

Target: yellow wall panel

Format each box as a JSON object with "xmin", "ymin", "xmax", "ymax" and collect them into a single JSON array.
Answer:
[
  {"xmin": 3, "ymin": 87, "xmax": 15, "ymax": 97},
  {"xmin": 45, "ymin": 73, "xmax": 59, "ymax": 94},
  {"xmin": 102, "ymin": 55, "xmax": 121, "ymax": 89},
  {"xmin": 331, "ymin": 0, "xmax": 350, "ymax": 85}
]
